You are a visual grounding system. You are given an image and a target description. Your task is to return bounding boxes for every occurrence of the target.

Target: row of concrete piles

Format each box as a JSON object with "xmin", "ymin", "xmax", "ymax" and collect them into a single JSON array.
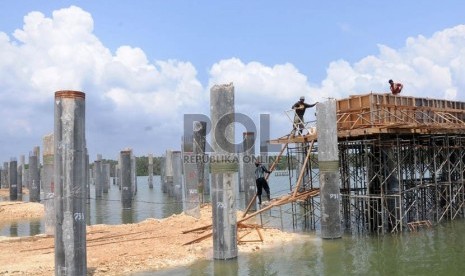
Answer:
[
  {"xmin": 1, "ymin": 148, "xmax": 43, "ymax": 202},
  {"xmin": 1, "ymin": 85, "xmax": 342, "ymax": 275},
  {"xmin": 1, "ymin": 91, "xmax": 87, "ymax": 274}
]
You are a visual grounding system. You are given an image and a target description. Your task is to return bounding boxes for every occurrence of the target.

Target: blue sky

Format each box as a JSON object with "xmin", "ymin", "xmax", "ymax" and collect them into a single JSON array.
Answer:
[{"xmin": 0, "ymin": 1, "xmax": 464, "ymax": 161}]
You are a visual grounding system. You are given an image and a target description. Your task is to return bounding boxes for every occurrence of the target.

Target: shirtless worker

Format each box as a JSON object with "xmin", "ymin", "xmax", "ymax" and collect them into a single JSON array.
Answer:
[{"xmin": 389, "ymin": 79, "xmax": 403, "ymax": 95}]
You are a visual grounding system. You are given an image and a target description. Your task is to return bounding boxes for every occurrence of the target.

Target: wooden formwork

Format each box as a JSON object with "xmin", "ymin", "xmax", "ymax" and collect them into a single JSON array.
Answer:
[
  {"xmin": 269, "ymin": 93, "xmax": 465, "ymax": 145},
  {"xmin": 336, "ymin": 92, "xmax": 465, "ymax": 134}
]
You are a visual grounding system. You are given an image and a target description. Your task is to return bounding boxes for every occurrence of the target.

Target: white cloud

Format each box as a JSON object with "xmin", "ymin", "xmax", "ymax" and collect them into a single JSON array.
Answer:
[
  {"xmin": 0, "ymin": 6, "xmax": 204, "ymax": 158},
  {"xmin": 1, "ymin": 5, "xmax": 465, "ymax": 159},
  {"xmin": 316, "ymin": 25, "xmax": 465, "ymax": 101}
]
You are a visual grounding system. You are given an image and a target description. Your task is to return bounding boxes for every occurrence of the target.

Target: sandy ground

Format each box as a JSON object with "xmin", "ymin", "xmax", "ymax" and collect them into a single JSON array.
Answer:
[{"xmin": 0, "ymin": 195, "xmax": 307, "ymax": 275}]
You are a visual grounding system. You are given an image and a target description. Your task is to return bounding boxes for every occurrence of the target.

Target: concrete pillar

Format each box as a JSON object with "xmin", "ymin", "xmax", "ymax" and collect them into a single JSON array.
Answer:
[
  {"xmin": 94, "ymin": 160, "xmax": 103, "ymax": 198},
  {"xmin": 203, "ymin": 158, "xmax": 210, "ymax": 199},
  {"xmin": 121, "ymin": 150, "xmax": 133, "ymax": 209},
  {"xmin": 9, "ymin": 160, "xmax": 18, "ymax": 201},
  {"xmin": 18, "ymin": 154, "xmax": 27, "ymax": 196},
  {"xmin": 131, "ymin": 153, "xmax": 137, "ymax": 195},
  {"xmin": 102, "ymin": 163, "xmax": 110, "ymax": 193},
  {"xmin": 148, "ymin": 154, "xmax": 154, "ymax": 189},
  {"xmin": 54, "ymin": 90, "xmax": 87, "ymax": 275},
  {"xmin": 43, "ymin": 133, "xmax": 55, "ymax": 235},
  {"xmin": 17, "ymin": 162, "xmax": 23, "ymax": 197},
  {"xmin": 172, "ymin": 151, "xmax": 183, "ymax": 201},
  {"xmin": 165, "ymin": 150, "xmax": 174, "ymax": 196},
  {"xmin": 238, "ymin": 151, "xmax": 244, "ymax": 192},
  {"xmin": 160, "ymin": 156, "xmax": 166, "ymax": 192},
  {"xmin": 194, "ymin": 121, "xmax": 207, "ymax": 203},
  {"xmin": 243, "ymin": 132, "xmax": 256, "ymax": 211},
  {"xmin": 3, "ymin": 162, "xmax": 9, "ymax": 188},
  {"xmin": 29, "ymin": 155, "xmax": 40, "ymax": 202},
  {"xmin": 183, "ymin": 135, "xmax": 200, "ymax": 218},
  {"xmin": 210, "ymin": 83, "xmax": 237, "ymax": 259},
  {"xmin": 33, "ymin": 146, "xmax": 40, "ymax": 166},
  {"xmin": 85, "ymin": 151, "xmax": 90, "ymax": 200},
  {"xmin": 116, "ymin": 163, "xmax": 121, "ymax": 190},
  {"xmin": 317, "ymin": 100, "xmax": 342, "ymax": 239}
]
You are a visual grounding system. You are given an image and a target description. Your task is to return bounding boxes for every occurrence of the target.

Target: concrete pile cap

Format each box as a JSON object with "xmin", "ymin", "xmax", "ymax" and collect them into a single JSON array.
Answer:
[{"xmin": 55, "ymin": 90, "xmax": 85, "ymax": 99}]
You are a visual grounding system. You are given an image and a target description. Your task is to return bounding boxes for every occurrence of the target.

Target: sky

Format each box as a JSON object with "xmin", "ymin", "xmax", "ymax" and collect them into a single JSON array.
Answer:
[{"xmin": 0, "ymin": 1, "xmax": 464, "ymax": 162}]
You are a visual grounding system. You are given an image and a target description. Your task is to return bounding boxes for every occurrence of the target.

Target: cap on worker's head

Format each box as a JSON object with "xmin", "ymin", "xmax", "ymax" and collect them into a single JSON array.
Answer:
[
  {"xmin": 299, "ymin": 96, "xmax": 305, "ymax": 101},
  {"xmin": 388, "ymin": 79, "xmax": 393, "ymax": 84}
]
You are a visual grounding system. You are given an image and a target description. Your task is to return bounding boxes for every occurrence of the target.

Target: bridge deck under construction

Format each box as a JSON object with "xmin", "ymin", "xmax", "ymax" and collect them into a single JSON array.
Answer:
[
  {"xmin": 269, "ymin": 93, "xmax": 465, "ymax": 234},
  {"xmin": 271, "ymin": 92, "xmax": 465, "ymax": 144}
]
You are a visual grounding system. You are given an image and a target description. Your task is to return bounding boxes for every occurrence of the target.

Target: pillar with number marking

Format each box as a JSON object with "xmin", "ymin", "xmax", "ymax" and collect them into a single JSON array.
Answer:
[
  {"xmin": 210, "ymin": 83, "xmax": 237, "ymax": 259},
  {"xmin": 317, "ymin": 100, "xmax": 342, "ymax": 239},
  {"xmin": 29, "ymin": 154, "xmax": 40, "ymax": 202},
  {"xmin": 54, "ymin": 90, "xmax": 87, "ymax": 275}
]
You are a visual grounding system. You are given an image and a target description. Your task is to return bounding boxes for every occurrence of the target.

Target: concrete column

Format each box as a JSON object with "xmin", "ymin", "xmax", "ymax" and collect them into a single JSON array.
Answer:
[
  {"xmin": 116, "ymin": 163, "xmax": 121, "ymax": 190},
  {"xmin": 43, "ymin": 133, "xmax": 55, "ymax": 235},
  {"xmin": 9, "ymin": 160, "xmax": 18, "ymax": 201},
  {"xmin": 20, "ymin": 155, "xmax": 25, "ymax": 190},
  {"xmin": 194, "ymin": 121, "xmax": 207, "ymax": 203},
  {"xmin": 17, "ymin": 162, "xmax": 23, "ymax": 197},
  {"xmin": 94, "ymin": 160, "xmax": 103, "ymax": 198},
  {"xmin": 54, "ymin": 90, "xmax": 87, "ymax": 275},
  {"xmin": 121, "ymin": 150, "xmax": 133, "ymax": 209},
  {"xmin": 243, "ymin": 132, "xmax": 256, "ymax": 211},
  {"xmin": 160, "ymin": 156, "xmax": 166, "ymax": 192},
  {"xmin": 165, "ymin": 150, "xmax": 174, "ymax": 196},
  {"xmin": 317, "ymin": 100, "xmax": 342, "ymax": 239},
  {"xmin": 85, "ymin": 151, "xmax": 90, "ymax": 200},
  {"xmin": 18, "ymin": 154, "xmax": 26, "ymax": 197},
  {"xmin": 102, "ymin": 163, "xmax": 110, "ymax": 193},
  {"xmin": 183, "ymin": 135, "xmax": 200, "ymax": 218},
  {"xmin": 33, "ymin": 146, "xmax": 40, "ymax": 166},
  {"xmin": 203, "ymin": 158, "xmax": 210, "ymax": 198},
  {"xmin": 29, "ymin": 155, "xmax": 40, "ymax": 202},
  {"xmin": 3, "ymin": 162, "xmax": 9, "ymax": 188},
  {"xmin": 131, "ymin": 153, "xmax": 137, "ymax": 195},
  {"xmin": 148, "ymin": 154, "xmax": 154, "ymax": 188},
  {"xmin": 172, "ymin": 151, "xmax": 183, "ymax": 201},
  {"xmin": 238, "ymin": 152, "xmax": 244, "ymax": 192},
  {"xmin": 210, "ymin": 83, "xmax": 237, "ymax": 260}
]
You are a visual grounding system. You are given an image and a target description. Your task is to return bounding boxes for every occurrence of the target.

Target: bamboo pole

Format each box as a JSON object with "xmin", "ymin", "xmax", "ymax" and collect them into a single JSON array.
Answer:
[{"xmin": 292, "ymin": 140, "xmax": 314, "ymax": 198}]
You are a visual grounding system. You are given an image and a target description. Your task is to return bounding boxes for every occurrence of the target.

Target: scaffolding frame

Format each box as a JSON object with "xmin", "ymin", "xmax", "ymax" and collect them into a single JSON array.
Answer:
[{"xmin": 339, "ymin": 134, "xmax": 465, "ymax": 234}]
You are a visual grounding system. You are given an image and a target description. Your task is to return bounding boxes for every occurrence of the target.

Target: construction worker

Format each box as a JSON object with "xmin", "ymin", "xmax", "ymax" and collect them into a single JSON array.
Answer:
[
  {"xmin": 389, "ymin": 79, "xmax": 403, "ymax": 95},
  {"xmin": 291, "ymin": 96, "xmax": 318, "ymax": 136},
  {"xmin": 255, "ymin": 160, "xmax": 271, "ymax": 205}
]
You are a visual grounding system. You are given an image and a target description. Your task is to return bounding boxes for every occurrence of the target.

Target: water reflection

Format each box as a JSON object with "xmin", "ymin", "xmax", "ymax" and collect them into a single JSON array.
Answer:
[
  {"xmin": 136, "ymin": 222, "xmax": 465, "ymax": 275},
  {"xmin": 29, "ymin": 219, "xmax": 41, "ymax": 236},
  {"xmin": 213, "ymin": 259, "xmax": 239, "ymax": 276},
  {"xmin": 122, "ymin": 208, "xmax": 134, "ymax": 224},
  {"xmin": 9, "ymin": 222, "xmax": 18, "ymax": 237}
]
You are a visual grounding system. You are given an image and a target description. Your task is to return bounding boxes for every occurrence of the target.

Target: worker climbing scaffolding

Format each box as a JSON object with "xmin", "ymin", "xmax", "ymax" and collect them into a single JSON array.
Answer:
[{"xmin": 254, "ymin": 160, "xmax": 272, "ymax": 205}]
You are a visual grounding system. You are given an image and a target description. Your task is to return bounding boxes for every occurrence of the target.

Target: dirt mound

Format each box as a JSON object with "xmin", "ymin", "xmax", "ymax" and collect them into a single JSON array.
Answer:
[{"xmin": 0, "ymin": 204, "xmax": 307, "ymax": 275}]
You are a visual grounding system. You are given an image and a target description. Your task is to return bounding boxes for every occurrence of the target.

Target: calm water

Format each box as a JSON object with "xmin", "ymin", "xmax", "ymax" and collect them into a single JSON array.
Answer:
[
  {"xmin": 138, "ymin": 221, "xmax": 465, "ymax": 275},
  {"xmin": 1, "ymin": 174, "xmax": 465, "ymax": 275}
]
